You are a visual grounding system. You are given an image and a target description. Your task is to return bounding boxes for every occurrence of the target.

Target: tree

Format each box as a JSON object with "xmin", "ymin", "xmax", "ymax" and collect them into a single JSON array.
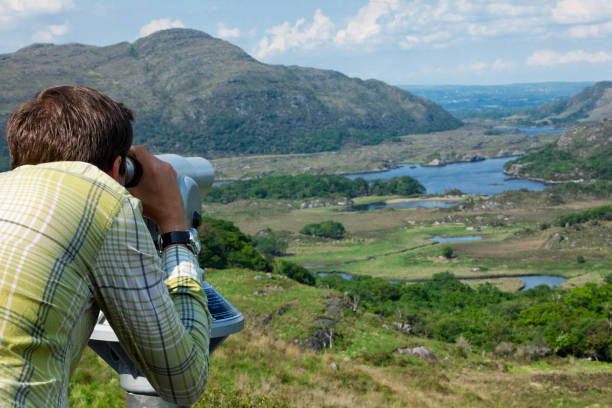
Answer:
[{"xmin": 442, "ymin": 246, "xmax": 454, "ymax": 259}]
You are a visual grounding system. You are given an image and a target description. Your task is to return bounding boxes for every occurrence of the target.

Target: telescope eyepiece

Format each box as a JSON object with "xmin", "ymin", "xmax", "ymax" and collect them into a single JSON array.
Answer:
[{"xmin": 124, "ymin": 156, "xmax": 143, "ymax": 188}]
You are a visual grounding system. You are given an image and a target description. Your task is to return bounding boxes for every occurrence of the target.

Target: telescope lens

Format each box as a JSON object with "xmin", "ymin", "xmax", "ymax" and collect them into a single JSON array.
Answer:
[{"xmin": 124, "ymin": 157, "xmax": 142, "ymax": 188}]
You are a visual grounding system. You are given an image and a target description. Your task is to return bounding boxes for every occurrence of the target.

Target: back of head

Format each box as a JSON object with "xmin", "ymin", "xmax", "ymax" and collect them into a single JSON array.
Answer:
[{"xmin": 6, "ymin": 85, "xmax": 134, "ymax": 171}]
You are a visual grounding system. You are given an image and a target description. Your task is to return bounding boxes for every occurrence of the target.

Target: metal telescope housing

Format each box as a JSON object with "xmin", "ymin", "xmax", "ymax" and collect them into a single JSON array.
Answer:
[{"xmin": 89, "ymin": 154, "xmax": 244, "ymax": 407}]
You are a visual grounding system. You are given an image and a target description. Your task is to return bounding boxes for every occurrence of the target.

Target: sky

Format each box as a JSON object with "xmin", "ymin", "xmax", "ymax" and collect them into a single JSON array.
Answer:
[{"xmin": 1, "ymin": 0, "xmax": 611, "ymax": 85}]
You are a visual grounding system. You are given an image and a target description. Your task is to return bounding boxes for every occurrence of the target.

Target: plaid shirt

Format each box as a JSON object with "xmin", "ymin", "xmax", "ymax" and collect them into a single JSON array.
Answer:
[{"xmin": 0, "ymin": 161, "xmax": 210, "ymax": 407}]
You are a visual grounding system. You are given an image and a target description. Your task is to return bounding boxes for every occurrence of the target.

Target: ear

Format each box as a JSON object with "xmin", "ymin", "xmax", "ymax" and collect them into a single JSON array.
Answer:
[{"xmin": 105, "ymin": 156, "xmax": 122, "ymax": 183}]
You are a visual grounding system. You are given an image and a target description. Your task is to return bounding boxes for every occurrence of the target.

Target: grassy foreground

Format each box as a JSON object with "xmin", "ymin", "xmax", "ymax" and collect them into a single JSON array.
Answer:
[{"xmin": 71, "ymin": 268, "xmax": 612, "ymax": 407}]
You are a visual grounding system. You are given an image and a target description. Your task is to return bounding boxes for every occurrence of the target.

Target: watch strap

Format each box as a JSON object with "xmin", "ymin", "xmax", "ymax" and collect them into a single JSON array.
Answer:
[{"xmin": 161, "ymin": 231, "xmax": 190, "ymax": 249}]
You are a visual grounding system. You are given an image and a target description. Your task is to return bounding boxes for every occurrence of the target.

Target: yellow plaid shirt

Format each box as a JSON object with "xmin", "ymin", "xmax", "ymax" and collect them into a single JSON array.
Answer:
[{"xmin": 0, "ymin": 161, "xmax": 211, "ymax": 407}]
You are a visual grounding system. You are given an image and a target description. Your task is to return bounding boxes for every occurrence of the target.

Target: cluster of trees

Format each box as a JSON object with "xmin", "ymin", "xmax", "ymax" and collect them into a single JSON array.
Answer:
[
  {"xmin": 318, "ymin": 272, "xmax": 612, "ymax": 361},
  {"xmin": 556, "ymin": 204, "xmax": 612, "ymax": 226},
  {"xmin": 300, "ymin": 221, "xmax": 346, "ymax": 239},
  {"xmin": 205, "ymin": 174, "xmax": 425, "ymax": 204}
]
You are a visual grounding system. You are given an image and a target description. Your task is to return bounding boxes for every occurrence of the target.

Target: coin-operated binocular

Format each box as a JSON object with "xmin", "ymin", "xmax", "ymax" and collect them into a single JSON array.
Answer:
[{"xmin": 88, "ymin": 154, "xmax": 244, "ymax": 408}]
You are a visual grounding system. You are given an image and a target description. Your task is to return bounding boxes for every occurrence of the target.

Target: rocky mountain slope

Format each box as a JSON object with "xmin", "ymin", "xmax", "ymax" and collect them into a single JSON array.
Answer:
[{"xmin": 0, "ymin": 29, "xmax": 461, "ymax": 169}]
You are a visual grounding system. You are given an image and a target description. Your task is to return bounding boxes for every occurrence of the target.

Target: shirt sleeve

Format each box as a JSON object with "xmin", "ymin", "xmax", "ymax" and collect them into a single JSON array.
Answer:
[{"xmin": 91, "ymin": 196, "xmax": 211, "ymax": 405}]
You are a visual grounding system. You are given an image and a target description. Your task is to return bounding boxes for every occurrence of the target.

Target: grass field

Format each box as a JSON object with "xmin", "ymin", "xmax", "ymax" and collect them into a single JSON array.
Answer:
[
  {"xmin": 205, "ymin": 196, "xmax": 612, "ymax": 286},
  {"xmin": 71, "ymin": 268, "xmax": 612, "ymax": 407}
]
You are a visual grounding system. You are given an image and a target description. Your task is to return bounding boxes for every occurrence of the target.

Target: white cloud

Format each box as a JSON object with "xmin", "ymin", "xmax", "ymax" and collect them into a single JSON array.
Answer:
[
  {"xmin": 459, "ymin": 58, "xmax": 514, "ymax": 72},
  {"xmin": 217, "ymin": 22, "xmax": 240, "ymax": 39},
  {"xmin": 400, "ymin": 31, "xmax": 452, "ymax": 49},
  {"xmin": 568, "ymin": 21, "xmax": 612, "ymax": 38},
  {"xmin": 254, "ymin": 9, "xmax": 334, "ymax": 59},
  {"xmin": 487, "ymin": 3, "xmax": 540, "ymax": 17},
  {"xmin": 0, "ymin": 0, "xmax": 72, "ymax": 24},
  {"xmin": 527, "ymin": 49, "xmax": 612, "ymax": 66},
  {"xmin": 552, "ymin": 0, "xmax": 612, "ymax": 24},
  {"xmin": 31, "ymin": 22, "xmax": 67, "ymax": 42},
  {"xmin": 334, "ymin": 0, "xmax": 400, "ymax": 45},
  {"xmin": 139, "ymin": 18, "xmax": 185, "ymax": 37}
]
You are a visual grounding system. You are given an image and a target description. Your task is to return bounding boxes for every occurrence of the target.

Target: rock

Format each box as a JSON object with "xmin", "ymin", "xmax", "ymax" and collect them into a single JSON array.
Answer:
[
  {"xmin": 266, "ymin": 272, "xmax": 273, "ymax": 279},
  {"xmin": 471, "ymin": 267, "xmax": 481, "ymax": 272},
  {"xmin": 253, "ymin": 291, "xmax": 268, "ymax": 296},
  {"xmin": 329, "ymin": 362, "xmax": 339, "ymax": 372},
  {"xmin": 300, "ymin": 202, "xmax": 308, "ymax": 209},
  {"xmin": 545, "ymin": 233, "xmax": 562, "ymax": 250},
  {"xmin": 466, "ymin": 226, "xmax": 474, "ymax": 231},
  {"xmin": 254, "ymin": 275, "xmax": 263, "ymax": 280},
  {"xmin": 394, "ymin": 346, "xmax": 437, "ymax": 360},
  {"xmin": 392, "ymin": 322, "xmax": 412, "ymax": 334},
  {"xmin": 262, "ymin": 312, "xmax": 274, "ymax": 326}
]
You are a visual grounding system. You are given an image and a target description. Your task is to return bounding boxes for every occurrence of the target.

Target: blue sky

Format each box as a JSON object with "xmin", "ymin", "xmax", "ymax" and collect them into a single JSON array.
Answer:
[{"xmin": 1, "ymin": 0, "xmax": 611, "ymax": 85}]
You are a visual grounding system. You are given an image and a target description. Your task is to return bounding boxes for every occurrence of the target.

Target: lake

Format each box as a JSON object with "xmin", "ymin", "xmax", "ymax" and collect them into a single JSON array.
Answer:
[
  {"xmin": 346, "ymin": 156, "xmax": 548, "ymax": 196},
  {"xmin": 428, "ymin": 235, "xmax": 482, "ymax": 243},
  {"xmin": 495, "ymin": 126, "xmax": 567, "ymax": 136},
  {"xmin": 342, "ymin": 201, "xmax": 456, "ymax": 212}
]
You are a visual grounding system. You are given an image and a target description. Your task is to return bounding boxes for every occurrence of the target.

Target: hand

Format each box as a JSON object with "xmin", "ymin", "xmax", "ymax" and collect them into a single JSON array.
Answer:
[{"xmin": 126, "ymin": 146, "xmax": 189, "ymax": 234}]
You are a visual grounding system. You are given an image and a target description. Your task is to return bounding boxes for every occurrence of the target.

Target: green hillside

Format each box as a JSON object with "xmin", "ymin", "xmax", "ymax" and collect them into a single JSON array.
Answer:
[
  {"xmin": 0, "ymin": 29, "xmax": 461, "ymax": 170},
  {"xmin": 504, "ymin": 120, "xmax": 612, "ymax": 182}
]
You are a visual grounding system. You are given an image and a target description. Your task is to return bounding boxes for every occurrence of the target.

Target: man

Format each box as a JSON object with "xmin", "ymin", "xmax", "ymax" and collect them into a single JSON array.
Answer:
[{"xmin": 0, "ymin": 85, "xmax": 211, "ymax": 407}]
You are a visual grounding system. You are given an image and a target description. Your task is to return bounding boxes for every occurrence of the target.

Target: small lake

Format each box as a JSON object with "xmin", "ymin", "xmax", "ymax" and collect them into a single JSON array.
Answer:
[
  {"xmin": 495, "ymin": 126, "xmax": 567, "ymax": 136},
  {"xmin": 316, "ymin": 272, "xmax": 566, "ymax": 290},
  {"xmin": 343, "ymin": 201, "xmax": 456, "ymax": 212},
  {"xmin": 519, "ymin": 275, "xmax": 567, "ymax": 290},
  {"xmin": 346, "ymin": 156, "xmax": 548, "ymax": 196},
  {"xmin": 428, "ymin": 235, "xmax": 482, "ymax": 243}
]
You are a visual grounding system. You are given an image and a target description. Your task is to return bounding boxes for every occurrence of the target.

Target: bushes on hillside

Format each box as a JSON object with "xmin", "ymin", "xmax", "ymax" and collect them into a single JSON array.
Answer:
[
  {"xmin": 556, "ymin": 204, "xmax": 612, "ymax": 226},
  {"xmin": 275, "ymin": 260, "xmax": 315, "ymax": 286},
  {"xmin": 198, "ymin": 216, "xmax": 271, "ymax": 271},
  {"xmin": 316, "ymin": 272, "xmax": 612, "ymax": 361},
  {"xmin": 300, "ymin": 221, "xmax": 346, "ymax": 239}
]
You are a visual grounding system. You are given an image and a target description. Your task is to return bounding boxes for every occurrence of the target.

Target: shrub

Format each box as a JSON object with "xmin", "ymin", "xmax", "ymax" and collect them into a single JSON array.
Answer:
[
  {"xmin": 442, "ymin": 246, "xmax": 454, "ymax": 259},
  {"xmin": 577, "ymin": 255, "xmax": 586, "ymax": 264},
  {"xmin": 516, "ymin": 344, "xmax": 552, "ymax": 360},
  {"xmin": 253, "ymin": 231, "xmax": 288, "ymax": 256},
  {"xmin": 275, "ymin": 260, "xmax": 315, "ymax": 286},
  {"xmin": 495, "ymin": 342, "xmax": 515, "ymax": 356},
  {"xmin": 300, "ymin": 221, "xmax": 346, "ymax": 239}
]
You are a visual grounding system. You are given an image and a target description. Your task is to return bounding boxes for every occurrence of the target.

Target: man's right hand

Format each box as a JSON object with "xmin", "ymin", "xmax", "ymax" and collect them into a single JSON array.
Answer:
[{"xmin": 126, "ymin": 146, "xmax": 189, "ymax": 234}]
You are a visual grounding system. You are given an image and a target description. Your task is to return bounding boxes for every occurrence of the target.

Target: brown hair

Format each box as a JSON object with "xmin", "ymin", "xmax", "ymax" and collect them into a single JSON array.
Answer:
[{"xmin": 6, "ymin": 85, "xmax": 134, "ymax": 171}]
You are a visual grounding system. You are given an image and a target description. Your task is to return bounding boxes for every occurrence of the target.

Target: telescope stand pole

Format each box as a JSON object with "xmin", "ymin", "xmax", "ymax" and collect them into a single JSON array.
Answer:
[{"xmin": 121, "ymin": 374, "xmax": 189, "ymax": 408}]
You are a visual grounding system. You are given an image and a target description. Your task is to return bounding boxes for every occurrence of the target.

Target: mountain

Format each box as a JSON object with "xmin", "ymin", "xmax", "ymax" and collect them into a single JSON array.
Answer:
[
  {"xmin": 516, "ymin": 81, "xmax": 612, "ymax": 126},
  {"xmin": 0, "ymin": 29, "xmax": 461, "ymax": 169},
  {"xmin": 504, "ymin": 119, "xmax": 612, "ymax": 182}
]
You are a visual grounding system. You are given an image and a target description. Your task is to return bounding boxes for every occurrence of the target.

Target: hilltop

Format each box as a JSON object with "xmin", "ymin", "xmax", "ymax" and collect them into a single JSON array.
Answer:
[
  {"xmin": 504, "ymin": 119, "xmax": 612, "ymax": 182},
  {"xmin": 0, "ymin": 29, "xmax": 460, "ymax": 169},
  {"xmin": 513, "ymin": 81, "xmax": 612, "ymax": 126}
]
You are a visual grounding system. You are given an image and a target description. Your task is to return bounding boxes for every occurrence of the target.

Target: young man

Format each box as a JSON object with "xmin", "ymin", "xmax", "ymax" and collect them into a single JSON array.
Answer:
[{"xmin": 0, "ymin": 85, "xmax": 210, "ymax": 407}]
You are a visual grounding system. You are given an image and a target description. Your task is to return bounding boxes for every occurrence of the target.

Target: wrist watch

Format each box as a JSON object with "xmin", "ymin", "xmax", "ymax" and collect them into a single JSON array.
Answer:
[{"xmin": 161, "ymin": 228, "xmax": 201, "ymax": 255}]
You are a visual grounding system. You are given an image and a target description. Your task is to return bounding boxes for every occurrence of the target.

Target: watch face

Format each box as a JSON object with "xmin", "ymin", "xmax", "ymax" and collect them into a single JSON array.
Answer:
[{"xmin": 189, "ymin": 228, "xmax": 201, "ymax": 254}]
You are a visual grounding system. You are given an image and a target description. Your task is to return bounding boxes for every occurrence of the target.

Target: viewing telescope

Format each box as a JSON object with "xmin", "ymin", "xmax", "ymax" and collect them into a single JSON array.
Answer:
[{"xmin": 89, "ymin": 154, "xmax": 244, "ymax": 408}]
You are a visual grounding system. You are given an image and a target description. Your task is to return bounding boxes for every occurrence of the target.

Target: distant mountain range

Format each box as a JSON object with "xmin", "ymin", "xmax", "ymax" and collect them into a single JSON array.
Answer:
[
  {"xmin": 402, "ymin": 82, "xmax": 595, "ymax": 117},
  {"xmin": 0, "ymin": 28, "xmax": 461, "ymax": 169},
  {"xmin": 517, "ymin": 81, "xmax": 612, "ymax": 126}
]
